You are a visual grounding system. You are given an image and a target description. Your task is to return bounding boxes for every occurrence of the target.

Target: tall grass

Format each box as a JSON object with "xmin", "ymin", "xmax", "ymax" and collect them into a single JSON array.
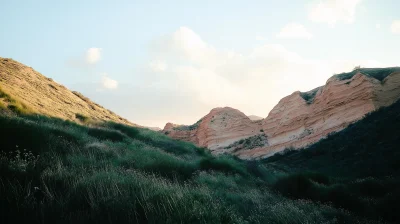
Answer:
[
  {"xmin": 3, "ymin": 97, "xmax": 400, "ymax": 223},
  {"xmin": 0, "ymin": 87, "xmax": 33, "ymax": 115},
  {"xmin": 0, "ymin": 113, "xmax": 367, "ymax": 224},
  {"xmin": 266, "ymin": 99, "xmax": 400, "ymax": 223}
]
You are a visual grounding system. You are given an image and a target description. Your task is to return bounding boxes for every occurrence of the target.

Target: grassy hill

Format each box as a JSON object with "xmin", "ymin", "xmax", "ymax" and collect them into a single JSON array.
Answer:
[
  {"xmin": 265, "ymin": 99, "xmax": 400, "ymax": 223},
  {"xmin": 1, "ymin": 99, "xmax": 400, "ymax": 223}
]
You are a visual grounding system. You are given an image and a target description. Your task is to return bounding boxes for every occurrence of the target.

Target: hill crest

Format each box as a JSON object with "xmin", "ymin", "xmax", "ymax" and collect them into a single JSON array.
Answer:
[{"xmin": 0, "ymin": 57, "xmax": 137, "ymax": 126}]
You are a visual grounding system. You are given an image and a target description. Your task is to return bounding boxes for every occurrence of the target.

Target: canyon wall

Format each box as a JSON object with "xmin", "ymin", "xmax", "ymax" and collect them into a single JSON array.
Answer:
[
  {"xmin": 163, "ymin": 107, "xmax": 263, "ymax": 152},
  {"xmin": 164, "ymin": 68, "xmax": 400, "ymax": 159}
]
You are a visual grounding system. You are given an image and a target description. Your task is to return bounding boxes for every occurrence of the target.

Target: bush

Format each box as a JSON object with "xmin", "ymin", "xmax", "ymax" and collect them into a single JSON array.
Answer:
[
  {"xmin": 335, "ymin": 67, "xmax": 400, "ymax": 81},
  {"xmin": 299, "ymin": 87, "xmax": 321, "ymax": 104},
  {"xmin": 172, "ymin": 118, "xmax": 202, "ymax": 131},
  {"xmin": 75, "ymin": 113, "xmax": 90, "ymax": 123}
]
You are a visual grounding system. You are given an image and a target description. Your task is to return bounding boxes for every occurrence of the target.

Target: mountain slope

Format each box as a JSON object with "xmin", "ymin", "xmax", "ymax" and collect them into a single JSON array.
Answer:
[
  {"xmin": 163, "ymin": 67, "xmax": 400, "ymax": 158},
  {"xmin": 1, "ymin": 57, "xmax": 399, "ymax": 223},
  {"xmin": 0, "ymin": 57, "xmax": 135, "ymax": 126},
  {"xmin": 263, "ymin": 99, "xmax": 400, "ymax": 223},
  {"xmin": 265, "ymin": 98, "xmax": 400, "ymax": 178},
  {"xmin": 241, "ymin": 68, "xmax": 400, "ymax": 159},
  {"xmin": 0, "ymin": 107, "xmax": 388, "ymax": 224},
  {"xmin": 1, "ymin": 93, "xmax": 400, "ymax": 223}
]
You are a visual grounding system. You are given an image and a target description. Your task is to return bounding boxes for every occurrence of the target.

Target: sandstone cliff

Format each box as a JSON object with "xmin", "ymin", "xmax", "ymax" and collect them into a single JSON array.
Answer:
[
  {"xmin": 164, "ymin": 68, "xmax": 400, "ymax": 159},
  {"xmin": 0, "ymin": 57, "xmax": 137, "ymax": 126},
  {"xmin": 239, "ymin": 68, "xmax": 400, "ymax": 159},
  {"xmin": 163, "ymin": 107, "xmax": 264, "ymax": 152}
]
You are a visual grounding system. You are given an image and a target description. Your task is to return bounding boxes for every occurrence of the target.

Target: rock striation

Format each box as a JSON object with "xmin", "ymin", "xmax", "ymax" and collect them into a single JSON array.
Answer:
[
  {"xmin": 163, "ymin": 107, "xmax": 264, "ymax": 152},
  {"xmin": 164, "ymin": 68, "xmax": 400, "ymax": 159}
]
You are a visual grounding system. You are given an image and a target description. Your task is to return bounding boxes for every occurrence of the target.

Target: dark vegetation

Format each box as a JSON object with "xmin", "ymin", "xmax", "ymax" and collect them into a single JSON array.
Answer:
[
  {"xmin": 1, "ymin": 98, "xmax": 400, "ymax": 223},
  {"xmin": 334, "ymin": 67, "xmax": 400, "ymax": 82},
  {"xmin": 173, "ymin": 118, "xmax": 203, "ymax": 131},
  {"xmin": 265, "ymin": 99, "xmax": 400, "ymax": 223},
  {"xmin": 299, "ymin": 67, "xmax": 400, "ymax": 105},
  {"xmin": 225, "ymin": 134, "xmax": 268, "ymax": 151},
  {"xmin": 75, "ymin": 113, "xmax": 90, "ymax": 123},
  {"xmin": 299, "ymin": 87, "xmax": 322, "ymax": 104}
]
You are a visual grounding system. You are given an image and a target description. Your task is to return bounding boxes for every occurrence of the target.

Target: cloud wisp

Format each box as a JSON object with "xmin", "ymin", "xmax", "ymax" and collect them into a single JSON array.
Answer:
[
  {"xmin": 143, "ymin": 26, "xmax": 386, "ymax": 125},
  {"xmin": 86, "ymin": 48, "xmax": 102, "ymax": 64},
  {"xmin": 101, "ymin": 75, "xmax": 118, "ymax": 90},
  {"xmin": 391, "ymin": 20, "xmax": 400, "ymax": 34},
  {"xmin": 276, "ymin": 23, "xmax": 313, "ymax": 40},
  {"xmin": 308, "ymin": 0, "xmax": 363, "ymax": 26}
]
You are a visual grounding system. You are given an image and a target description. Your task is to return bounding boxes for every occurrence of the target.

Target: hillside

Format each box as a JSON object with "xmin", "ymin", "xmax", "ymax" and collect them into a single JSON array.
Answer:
[
  {"xmin": 263, "ymin": 98, "xmax": 400, "ymax": 223},
  {"xmin": 0, "ymin": 57, "xmax": 135, "ymax": 126},
  {"xmin": 163, "ymin": 67, "xmax": 400, "ymax": 158},
  {"xmin": 1, "ymin": 96, "xmax": 400, "ymax": 223},
  {"xmin": 1, "ymin": 57, "xmax": 399, "ymax": 223}
]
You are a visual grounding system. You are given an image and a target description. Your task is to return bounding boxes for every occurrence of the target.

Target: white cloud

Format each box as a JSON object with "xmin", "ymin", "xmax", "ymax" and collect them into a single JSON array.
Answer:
[
  {"xmin": 146, "ymin": 27, "xmax": 386, "ymax": 126},
  {"xmin": 149, "ymin": 60, "xmax": 168, "ymax": 72},
  {"xmin": 308, "ymin": 0, "xmax": 363, "ymax": 26},
  {"xmin": 86, "ymin": 48, "xmax": 102, "ymax": 64},
  {"xmin": 391, "ymin": 20, "xmax": 400, "ymax": 34},
  {"xmin": 276, "ymin": 23, "xmax": 313, "ymax": 40},
  {"xmin": 376, "ymin": 23, "xmax": 381, "ymax": 29},
  {"xmin": 101, "ymin": 75, "xmax": 118, "ymax": 90},
  {"xmin": 256, "ymin": 35, "xmax": 266, "ymax": 41}
]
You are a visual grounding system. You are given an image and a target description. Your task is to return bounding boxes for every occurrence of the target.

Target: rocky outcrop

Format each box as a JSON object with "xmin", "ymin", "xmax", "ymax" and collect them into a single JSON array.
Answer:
[
  {"xmin": 0, "ymin": 57, "xmax": 138, "ymax": 126},
  {"xmin": 238, "ymin": 69, "xmax": 400, "ymax": 159},
  {"xmin": 164, "ymin": 68, "xmax": 400, "ymax": 159},
  {"xmin": 163, "ymin": 107, "xmax": 264, "ymax": 152}
]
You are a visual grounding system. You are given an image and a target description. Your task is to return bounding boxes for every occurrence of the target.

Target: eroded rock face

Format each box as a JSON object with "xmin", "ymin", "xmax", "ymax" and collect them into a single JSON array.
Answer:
[
  {"xmin": 0, "ymin": 57, "xmax": 138, "ymax": 126},
  {"xmin": 164, "ymin": 68, "xmax": 400, "ymax": 159},
  {"xmin": 163, "ymin": 107, "xmax": 263, "ymax": 152},
  {"xmin": 238, "ymin": 70, "xmax": 400, "ymax": 159}
]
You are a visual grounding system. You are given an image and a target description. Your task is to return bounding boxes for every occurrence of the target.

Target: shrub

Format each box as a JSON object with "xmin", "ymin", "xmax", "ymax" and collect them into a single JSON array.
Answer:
[
  {"xmin": 299, "ymin": 87, "xmax": 321, "ymax": 104},
  {"xmin": 173, "ymin": 118, "xmax": 202, "ymax": 131},
  {"xmin": 225, "ymin": 135, "xmax": 268, "ymax": 150},
  {"xmin": 75, "ymin": 113, "xmax": 90, "ymax": 123},
  {"xmin": 335, "ymin": 67, "xmax": 400, "ymax": 81}
]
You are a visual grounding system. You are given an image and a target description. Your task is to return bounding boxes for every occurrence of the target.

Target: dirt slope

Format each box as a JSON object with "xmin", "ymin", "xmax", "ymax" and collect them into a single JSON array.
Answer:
[{"xmin": 0, "ymin": 57, "xmax": 137, "ymax": 126}]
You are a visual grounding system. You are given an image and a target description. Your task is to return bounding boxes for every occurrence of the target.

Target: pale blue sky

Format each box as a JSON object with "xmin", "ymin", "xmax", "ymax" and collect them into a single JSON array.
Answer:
[{"xmin": 1, "ymin": 0, "xmax": 399, "ymax": 127}]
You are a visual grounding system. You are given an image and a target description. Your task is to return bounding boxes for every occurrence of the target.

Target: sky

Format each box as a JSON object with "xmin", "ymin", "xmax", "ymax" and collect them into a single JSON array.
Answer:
[{"xmin": 1, "ymin": 0, "xmax": 399, "ymax": 128}]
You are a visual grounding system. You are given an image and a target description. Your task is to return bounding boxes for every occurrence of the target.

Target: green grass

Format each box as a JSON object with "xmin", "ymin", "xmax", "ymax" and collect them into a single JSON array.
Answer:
[
  {"xmin": 0, "ymin": 87, "xmax": 33, "ymax": 115},
  {"xmin": 172, "ymin": 118, "xmax": 203, "ymax": 131},
  {"xmin": 0, "ymin": 114, "xmax": 365, "ymax": 224},
  {"xmin": 264, "ymin": 99, "xmax": 400, "ymax": 223},
  {"xmin": 2, "ymin": 99, "xmax": 400, "ymax": 223}
]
